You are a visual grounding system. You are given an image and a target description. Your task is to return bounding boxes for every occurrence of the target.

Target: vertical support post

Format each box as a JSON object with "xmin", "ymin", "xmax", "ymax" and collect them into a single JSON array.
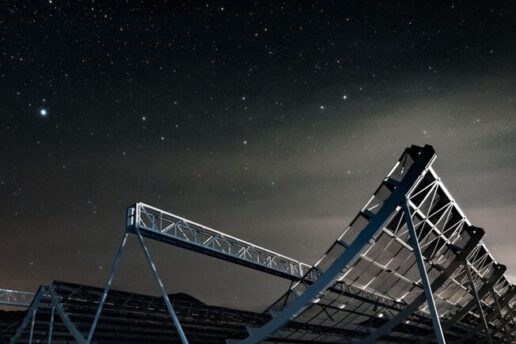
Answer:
[
  {"xmin": 86, "ymin": 231, "xmax": 130, "ymax": 343},
  {"xmin": 48, "ymin": 305, "xmax": 55, "ymax": 344},
  {"xmin": 134, "ymin": 227, "xmax": 189, "ymax": 344},
  {"xmin": 465, "ymin": 263, "xmax": 493, "ymax": 344},
  {"xmin": 402, "ymin": 202, "xmax": 446, "ymax": 344},
  {"xmin": 28, "ymin": 308, "xmax": 36, "ymax": 344}
]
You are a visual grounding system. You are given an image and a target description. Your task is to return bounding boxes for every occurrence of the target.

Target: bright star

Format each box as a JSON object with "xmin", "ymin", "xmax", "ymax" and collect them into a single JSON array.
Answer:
[{"xmin": 40, "ymin": 109, "xmax": 48, "ymax": 117}]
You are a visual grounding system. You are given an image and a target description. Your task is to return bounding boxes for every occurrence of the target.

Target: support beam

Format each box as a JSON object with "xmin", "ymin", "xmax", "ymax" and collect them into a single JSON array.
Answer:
[
  {"xmin": 127, "ymin": 202, "xmax": 315, "ymax": 281},
  {"xmin": 0, "ymin": 288, "xmax": 34, "ymax": 307},
  {"xmin": 28, "ymin": 307, "xmax": 36, "ymax": 344},
  {"xmin": 86, "ymin": 209, "xmax": 190, "ymax": 344},
  {"xmin": 402, "ymin": 202, "xmax": 446, "ymax": 344},
  {"xmin": 465, "ymin": 263, "xmax": 493, "ymax": 344},
  {"xmin": 134, "ymin": 226, "xmax": 189, "ymax": 344},
  {"xmin": 48, "ymin": 305, "xmax": 55, "ymax": 343},
  {"xmin": 359, "ymin": 226, "xmax": 484, "ymax": 343},
  {"xmin": 419, "ymin": 263, "xmax": 507, "ymax": 343},
  {"xmin": 87, "ymin": 231, "xmax": 130, "ymax": 343}
]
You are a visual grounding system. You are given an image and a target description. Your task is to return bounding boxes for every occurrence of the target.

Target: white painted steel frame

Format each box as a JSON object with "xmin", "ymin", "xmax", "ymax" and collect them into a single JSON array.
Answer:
[
  {"xmin": 0, "ymin": 289, "xmax": 34, "ymax": 307},
  {"xmin": 127, "ymin": 202, "xmax": 316, "ymax": 281}
]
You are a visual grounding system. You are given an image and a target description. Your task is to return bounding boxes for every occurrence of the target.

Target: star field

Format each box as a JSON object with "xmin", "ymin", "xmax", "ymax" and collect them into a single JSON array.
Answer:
[{"xmin": 1, "ymin": 1, "xmax": 516, "ymax": 310}]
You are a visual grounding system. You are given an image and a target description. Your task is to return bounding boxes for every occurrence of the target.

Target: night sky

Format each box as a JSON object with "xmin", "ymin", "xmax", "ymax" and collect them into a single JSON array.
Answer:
[{"xmin": 1, "ymin": 2, "xmax": 516, "ymax": 311}]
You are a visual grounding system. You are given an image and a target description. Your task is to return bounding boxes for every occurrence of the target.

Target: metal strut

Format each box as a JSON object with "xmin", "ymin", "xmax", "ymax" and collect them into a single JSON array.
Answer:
[
  {"xmin": 358, "ymin": 226, "xmax": 484, "ymax": 344},
  {"xmin": 48, "ymin": 305, "xmax": 55, "ymax": 343},
  {"xmin": 402, "ymin": 201, "xmax": 447, "ymax": 344},
  {"xmin": 464, "ymin": 263, "xmax": 493, "ymax": 344},
  {"xmin": 28, "ymin": 307, "xmax": 36, "ymax": 344},
  {"xmin": 85, "ymin": 207, "xmax": 189, "ymax": 344},
  {"xmin": 134, "ymin": 226, "xmax": 189, "ymax": 344},
  {"xmin": 0, "ymin": 289, "xmax": 34, "ymax": 307},
  {"xmin": 87, "ymin": 231, "xmax": 130, "ymax": 342}
]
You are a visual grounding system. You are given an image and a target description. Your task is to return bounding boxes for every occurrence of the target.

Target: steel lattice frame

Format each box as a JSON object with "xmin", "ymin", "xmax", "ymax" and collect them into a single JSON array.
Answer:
[
  {"xmin": 235, "ymin": 145, "xmax": 515, "ymax": 343},
  {"xmin": 0, "ymin": 289, "xmax": 34, "ymax": 307},
  {"xmin": 124, "ymin": 145, "xmax": 515, "ymax": 343},
  {"xmin": 6, "ymin": 144, "xmax": 516, "ymax": 343},
  {"xmin": 4, "ymin": 281, "xmax": 424, "ymax": 343}
]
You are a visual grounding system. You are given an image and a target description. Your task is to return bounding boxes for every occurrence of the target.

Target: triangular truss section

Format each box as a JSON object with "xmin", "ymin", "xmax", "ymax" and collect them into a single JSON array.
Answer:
[{"xmin": 10, "ymin": 227, "xmax": 190, "ymax": 344}]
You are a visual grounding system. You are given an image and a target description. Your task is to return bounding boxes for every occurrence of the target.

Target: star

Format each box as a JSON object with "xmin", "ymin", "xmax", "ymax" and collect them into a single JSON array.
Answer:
[{"xmin": 40, "ymin": 108, "xmax": 48, "ymax": 117}]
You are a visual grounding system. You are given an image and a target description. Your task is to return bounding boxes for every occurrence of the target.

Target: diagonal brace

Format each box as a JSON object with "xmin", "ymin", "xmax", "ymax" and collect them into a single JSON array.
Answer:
[
  {"xmin": 464, "ymin": 263, "xmax": 493, "ymax": 344},
  {"xmin": 402, "ymin": 201, "xmax": 446, "ymax": 344},
  {"xmin": 134, "ymin": 227, "xmax": 189, "ymax": 344},
  {"xmin": 87, "ymin": 231, "xmax": 129, "ymax": 343},
  {"xmin": 358, "ymin": 226, "xmax": 484, "ymax": 344}
]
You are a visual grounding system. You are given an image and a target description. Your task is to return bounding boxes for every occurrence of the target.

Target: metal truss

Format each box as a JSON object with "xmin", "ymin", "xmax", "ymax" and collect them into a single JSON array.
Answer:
[
  {"xmin": 4, "ymin": 280, "xmax": 423, "ymax": 343},
  {"xmin": 234, "ymin": 145, "xmax": 438, "ymax": 343},
  {"xmin": 464, "ymin": 263, "xmax": 493, "ymax": 344},
  {"xmin": 120, "ymin": 145, "xmax": 514, "ymax": 343},
  {"xmin": 0, "ymin": 289, "xmax": 34, "ymax": 307},
  {"xmin": 258, "ymin": 148, "xmax": 515, "ymax": 343},
  {"xmin": 7, "ymin": 144, "xmax": 515, "ymax": 343},
  {"xmin": 126, "ymin": 202, "xmax": 318, "ymax": 281}
]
